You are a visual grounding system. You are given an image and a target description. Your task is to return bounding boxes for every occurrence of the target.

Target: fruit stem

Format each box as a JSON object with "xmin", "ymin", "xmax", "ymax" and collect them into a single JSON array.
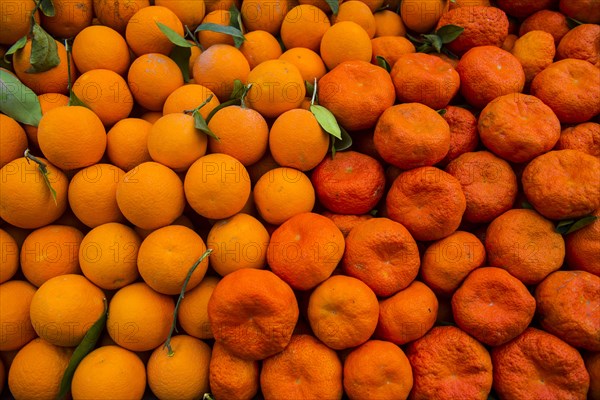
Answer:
[
  {"xmin": 164, "ymin": 249, "xmax": 213, "ymax": 357},
  {"xmin": 24, "ymin": 149, "xmax": 58, "ymax": 205},
  {"xmin": 310, "ymin": 77, "xmax": 318, "ymax": 106},
  {"xmin": 184, "ymin": 94, "xmax": 215, "ymax": 116}
]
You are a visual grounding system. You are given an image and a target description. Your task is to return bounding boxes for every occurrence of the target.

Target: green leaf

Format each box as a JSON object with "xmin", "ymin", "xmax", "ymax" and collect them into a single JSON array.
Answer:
[
  {"xmin": 0, "ymin": 69, "xmax": 42, "ymax": 126},
  {"xmin": 230, "ymin": 79, "xmax": 245, "ymax": 100},
  {"xmin": 564, "ymin": 215, "xmax": 598, "ymax": 235},
  {"xmin": 369, "ymin": 209, "xmax": 378, "ymax": 217},
  {"xmin": 436, "ymin": 24, "xmax": 464, "ymax": 44},
  {"xmin": 305, "ymin": 80, "xmax": 315, "ymax": 99},
  {"xmin": 69, "ymin": 91, "xmax": 89, "ymax": 108},
  {"xmin": 27, "ymin": 24, "xmax": 60, "ymax": 73},
  {"xmin": 156, "ymin": 22, "xmax": 193, "ymax": 48},
  {"xmin": 169, "ymin": 46, "xmax": 192, "ymax": 83},
  {"xmin": 521, "ymin": 201, "xmax": 534, "ymax": 209},
  {"xmin": 325, "ymin": 0, "xmax": 339, "ymax": 15},
  {"xmin": 39, "ymin": 0, "xmax": 56, "ymax": 17},
  {"xmin": 310, "ymin": 104, "xmax": 341, "ymax": 140},
  {"xmin": 229, "ymin": 3, "xmax": 243, "ymax": 32},
  {"xmin": 194, "ymin": 23, "xmax": 245, "ymax": 43},
  {"xmin": 205, "ymin": 98, "xmax": 240, "ymax": 123},
  {"xmin": 423, "ymin": 34, "xmax": 443, "ymax": 53},
  {"xmin": 334, "ymin": 126, "xmax": 352, "ymax": 152},
  {"xmin": 437, "ymin": 108, "xmax": 447, "ymax": 116},
  {"xmin": 375, "ymin": 55, "xmax": 391, "ymax": 72},
  {"xmin": 40, "ymin": 163, "xmax": 58, "ymax": 204},
  {"xmin": 406, "ymin": 32, "xmax": 424, "ymax": 44},
  {"xmin": 4, "ymin": 35, "xmax": 27, "ymax": 63},
  {"xmin": 57, "ymin": 299, "xmax": 107, "ymax": 400},
  {"xmin": 566, "ymin": 17, "xmax": 583, "ymax": 29},
  {"xmin": 194, "ymin": 112, "xmax": 220, "ymax": 141},
  {"xmin": 416, "ymin": 43, "xmax": 433, "ymax": 53},
  {"xmin": 555, "ymin": 219, "xmax": 575, "ymax": 235}
]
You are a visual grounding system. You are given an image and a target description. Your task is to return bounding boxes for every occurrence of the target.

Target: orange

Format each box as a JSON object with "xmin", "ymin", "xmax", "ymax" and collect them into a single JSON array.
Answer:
[
  {"xmin": 0, "ymin": 229, "xmax": 19, "ymax": 284},
  {"xmin": 240, "ymin": 0, "xmax": 292, "ymax": 35},
  {"xmin": 491, "ymin": 328, "xmax": 590, "ymax": 400},
  {"xmin": 0, "ymin": 114, "xmax": 27, "ymax": 169},
  {"xmin": 565, "ymin": 209, "xmax": 600, "ymax": 276},
  {"xmin": 386, "ymin": 166, "xmax": 466, "ymax": 241},
  {"xmin": 184, "ymin": 153, "xmax": 251, "ymax": 220},
  {"xmin": 278, "ymin": 48, "xmax": 326, "ymax": 82},
  {"xmin": 40, "ymin": 0, "xmax": 92, "ymax": 38},
  {"xmin": 511, "ymin": 30, "xmax": 556, "ymax": 83},
  {"xmin": 207, "ymin": 105, "xmax": 269, "ymax": 166},
  {"xmin": 280, "ymin": 5, "xmax": 330, "ymax": 52},
  {"xmin": 209, "ymin": 341, "xmax": 259, "ymax": 400},
  {"xmin": 318, "ymin": 60, "xmax": 395, "ymax": 132},
  {"xmin": 20, "ymin": 225, "xmax": 83, "ymax": 287},
  {"xmin": 147, "ymin": 113, "xmax": 208, "ymax": 171},
  {"xmin": 125, "ymin": 5, "xmax": 184, "ymax": 56},
  {"xmin": 196, "ymin": 9, "xmax": 234, "ymax": 48},
  {"xmin": 390, "ymin": 52, "xmax": 460, "ymax": 110},
  {"xmin": 13, "ymin": 39, "xmax": 75, "ymax": 95},
  {"xmin": 374, "ymin": 103, "xmax": 450, "ymax": 170},
  {"xmin": 29, "ymin": 274, "xmax": 105, "ymax": 347},
  {"xmin": 478, "ymin": 93, "xmax": 561, "ymax": 163},
  {"xmin": 485, "ymin": 209, "xmax": 565, "ymax": 285},
  {"xmin": 501, "ymin": 33, "xmax": 518, "ymax": 52},
  {"xmin": 456, "ymin": 45, "xmax": 525, "ymax": 109},
  {"xmin": 400, "ymin": 0, "xmax": 448, "ymax": 34},
  {"xmin": 268, "ymin": 108, "xmax": 329, "ymax": 171},
  {"xmin": 308, "ymin": 274, "xmax": 379, "ymax": 350},
  {"xmin": 342, "ymin": 217, "xmax": 420, "ymax": 297},
  {"xmin": 162, "ymin": 83, "xmax": 220, "ymax": 117},
  {"xmin": 519, "ymin": 9, "xmax": 570, "ymax": 45},
  {"xmin": 297, "ymin": 0, "xmax": 339, "ymax": 12},
  {"xmin": 321, "ymin": 212, "xmax": 373, "ymax": 237},
  {"xmin": 71, "ymin": 345, "xmax": 147, "ymax": 400},
  {"xmin": 178, "ymin": 275, "xmax": 220, "ymax": 339},
  {"xmin": 420, "ymin": 231, "xmax": 485, "ymax": 296},
  {"xmin": 93, "ymin": 0, "xmax": 150, "ymax": 33},
  {"xmin": 37, "ymin": 105, "xmax": 106, "ymax": 170},
  {"xmin": 192, "ymin": 44, "xmax": 251, "ymax": 102},
  {"xmin": 267, "ymin": 212, "xmax": 344, "ymax": 290},
  {"xmin": 407, "ymin": 326, "xmax": 493, "ymax": 399},
  {"xmin": 376, "ymin": 280, "xmax": 438, "ymax": 345},
  {"xmin": 333, "ymin": 1, "xmax": 377, "ymax": 38},
  {"xmin": 531, "ymin": 59, "xmax": 600, "ymax": 124},
  {"xmin": 522, "ymin": 150, "xmax": 600, "ymax": 220},
  {"xmin": 320, "ymin": 21, "xmax": 372, "ymax": 70},
  {"xmin": 137, "ymin": 225, "xmax": 208, "ymax": 295},
  {"xmin": 0, "ymin": 280, "xmax": 37, "ymax": 351},
  {"xmin": 535, "ymin": 270, "xmax": 600, "ymax": 351},
  {"xmin": 107, "ymin": 282, "xmax": 175, "ymax": 351},
  {"xmin": 495, "ymin": 0, "xmax": 554, "ymax": 18},
  {"xmin": 127, "ymin": 53, "xmax": 184, "ymax": 111},
  {"xmin": 79, "ymin": 222, "xmax": 141, "ymax": 290},
  {"xmin": 205, "ymin": 0, "xmax": 239, "ymax": 12},
  {"xmin": 260, "ymin": 334, "xmax": 343, "ymax": 399},
  {"xmin": 106, "ymin": 118, "xmax": 153, "ymax": 171},
  {"xmin": 370, "ymin": 35, "xmax": 416, "ymax": 67},
  {"xmin": 449, "ymin": 0, "xmax": 490, "ymax": 8},
  {"xmin": 22, "ymin": 93, "xmax": 69, "ymax": 148},
  {"xmin": 559, "ymin": 0, "xmax": 600, "ymax": 24},
  {"xmin": 140, "ymin": 111, "xmax": 163, "ymax": 123},
  {"xmin": 439, "ymin": 105, "xmax": 479, "ymax": 165},
  {"xmin": 0, "ymin": 157, "xmax": 68, "ymax": 229},
  {"xmin": 246, "ymin": 59, "xmax": 306, "ymax": 119},
  {"xmin": 147, "ymin": 335, "xmax": 211, "ymax": 400},
  {"xmin": 68, "ymin": 163, "xmax": 126, "ymax": 228},
  {"xmin": 445, "ymin": 151, "xmax": 518, "ymax": 224},
  {"xmin": 585, "ymin": 353, "xmax": 600, "ymax": 400},
  {"xmin": 72, "ymin": 25, "xmax": 131, "ymax": 75},
  {"xmin": 0, "ymin": 0, "xmax": 37, "ymax": 45},
  {"xmin": 72, "ymin": 68, "xmax": 134, "ymax": 126},
  {"xmin": 208, "ymin": 268, "xmax": 299, "ymax": 360},
  {"xmin": 555, "ymin": 122, "xmax": 600, "ymax": 157},
  {"xmin": 246, "ymin": 151, "xmax": 279, "ymax": 184},
  {"xmin": 373, "ymin": 9, "xmax": 406, "ymax": 37},
  {"xmin": 239, "ymin": 30, "xmax": 283, "ymax": 70},
  {"xmin": 452, "ymin": 267, "xmax": 536, "ymax": 346},
  {"xmin": 155, "ymin": 0, "xmax": 206, "ymax": 29},
  {"xmin": 116, "ymin": 161, "xmax": 186, "ymax": 230},
  {"xmin": 557, "ymin": 24, "xmax": 600, "ymax": 67},
  {"xmin": 7, "ymin": 338, "xmax": 74, "ymax": 400},
  {"xmin": 207, "ymin": 213, "xmax": 270, "ymax": 276},
  {"xmin": 253, "ymin": 167, "xmax": 315, "ymax": 225},
  {"xmin": 435, "ymin": 6, "xmax": 509, "ymax": 56},
  {"xmin": 343, "ymin": 340, "xmax": 413, "ymax": 400}
]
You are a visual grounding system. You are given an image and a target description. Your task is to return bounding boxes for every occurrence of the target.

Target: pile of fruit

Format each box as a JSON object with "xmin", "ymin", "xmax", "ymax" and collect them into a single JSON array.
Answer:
[{"xmin": 0, "ymin": 0, "xmax": 599, "ymax": 398}]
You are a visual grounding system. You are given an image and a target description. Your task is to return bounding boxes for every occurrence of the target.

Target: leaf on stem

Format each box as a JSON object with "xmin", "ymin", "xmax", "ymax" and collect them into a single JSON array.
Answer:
[
  {"xmin": 555, "ymin": 215, "xmax": 598, "ymax": 235},
  {"xmin": 436, "ymin": 24, "xmax": 464, "ymax": 43},
  {"xmin": 310, "ymin": 104, "xmax": 342, "ymax": 140},
  {"xmin": 24, "ymin": 149, "xmax": 58, "ymax": 204},
  {"xmin": 157, "ymin": 22, "xmax": 194, "ymax": 48},
  {"xmin": 0, "ymin": 69, "xmax": 43, "ymax": 126},
  {"xmin": 375, "ymin": 55, "xmax": 391, "ymax": 72},
  {"xmin": 38, "ymin": 0, "xmax": 56, "ymax": 17},
  {"xmin": 4, "ymin": 36, "xmax": 28, "ymax": 63},
  {"xmin": 27, "ymin": 24, "xmax": 60, "ymax": 73},
  {"xmin": 194, "ymin": 23, "xmax": 245, "ymax": 46},
  {"xmin": 326, "ymin": 0, "xmax": 339, "ymax": 15}
]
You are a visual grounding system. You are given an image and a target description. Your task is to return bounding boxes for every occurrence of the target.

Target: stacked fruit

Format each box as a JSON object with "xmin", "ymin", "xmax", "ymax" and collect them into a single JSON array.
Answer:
[{"xmin": 0, "ymin": 0, "xmax": 599, "ymax": 399}]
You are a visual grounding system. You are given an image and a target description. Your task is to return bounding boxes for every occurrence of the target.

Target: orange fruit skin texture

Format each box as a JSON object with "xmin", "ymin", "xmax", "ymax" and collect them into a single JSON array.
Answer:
[
  {"xmin": 558, "ymin": 24, "xmax": 600, "ymax": 67},
  {"xmin": 406, "ymin": 326, "xmax": 493, "ymax": 400},
  {"xmin": 555, "ymin": 122, "xmax": 600, "ymax": 157},
  {"xmin": 0, "ymin": 114, "xmax": 27, "ymax": 169},
  {"xmin": 72, "ymin": 25, "xmax": 131, "ymax": 75},
  {"xmin": 0, "ymin": 0, "xmax": 37, "ymax": 45},
  {"xmin": 439, "ymin": 105, "xmax": 479, "ymax": 165},
  {"xmin": 491, "ymin": 328, "xmax": 590, "ymax": 400},
  {"xmin": 208, "ymin": 268, "xmax": 299, "ymax": 360},
  {"xmin": 400, "ymin": 0, "xmax": 448, "ymax": 34},
  {"xmin": 535, "ymin": 270, "xmax": 600, "ymax": 351},
  {"xmin": 510, "ymin": 30, "xmax": 556, "ymax": 84},
  {"xmin": 321, "ymin": 212, "xmax": 373, "ymax": 237},
  {"xmin": 93, "ymin": 0, "xmax": 150, "ymax": 33},
  {"xmin": 342, "ymin": 217, "xmax": 420, "ymax": 297},
  {"xmin": 127, "ymin": 53, "xmax": 184, "ymax": 111},
  {"xmin": 560, "ymin": 0, "xmax": 600, "ymax": 24},
  {"xmin": 519, "ymin": 10, "xmax": 570, "ymax": 45},
  {"xmin": 343, "ymin": 340, "xmax": 413, "ymax": 400},
  {"xmin": 178, "ymin": 276, "xmax": 220, "ymax": 340},
  {"xmin": 0, "ymin": 229, "xmax": 19, "ymax": 284},
  {"xmin": 318, "ymin": 60, "xmax": 395, "ymax": 132},
  {"xmin": 260, "ymin": 334, "xmax": 343, "ymax": 400},
  {"xmin": 585, "ymin": 352, "xmax": 600, "ymax": 400},
  {"xmin": 370, "ymin": 36, "xmax": 416, "ymax": 66},
  {"xmin": 209, "ymin": 340, "xmax": 259, "ymax": 400},
  {"xmin": 436, "ymin": 6, "xmax": 509, "ymax": 56},
  {"xmin": 0, "ymin": 280, "xmax": 37, "ymax": 351},
  {"xmin": 565, "ymin": 209, "xmax": 600, "ymax": 276},
  {"xmin": 485, "ymin": 209, "xmax": 565, "ymax": 285},
  {"xmin": 522, "ymin": 150, "xmax": 600, "ymax": 220}
]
